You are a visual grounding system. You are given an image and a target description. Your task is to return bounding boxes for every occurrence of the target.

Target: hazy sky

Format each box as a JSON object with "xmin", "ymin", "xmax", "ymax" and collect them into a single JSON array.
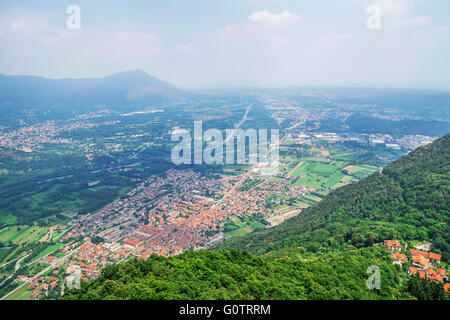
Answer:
[{"xmin": 0, "ymin": 0, "xmax": 449, "ymax": 89}]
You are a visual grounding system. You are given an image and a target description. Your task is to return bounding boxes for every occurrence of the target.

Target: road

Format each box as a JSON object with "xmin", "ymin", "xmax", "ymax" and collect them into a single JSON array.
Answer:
[
  {"xmin": 0, "ymin": 255, "xmax": 21, "ymax": 269},
  {"xmin": 223, "ymin": 103, "xmax": 253, "ymax": 145},
  {"xmin": 24, "ymin": 241, "xmax": 74, "ymax": 268},
  {"xmin": 0, "ymin": 242, "xmax": 79, "ymax": 300},
  {"xmin": 0, "ymin": 253, "xmax": 31, "ymax": 287}
]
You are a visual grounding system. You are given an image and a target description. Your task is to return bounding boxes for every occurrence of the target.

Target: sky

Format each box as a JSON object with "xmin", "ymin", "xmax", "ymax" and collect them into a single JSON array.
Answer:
[{"xmin": 0, "ymin": 0, "xmax": 449, "ymax": 90}]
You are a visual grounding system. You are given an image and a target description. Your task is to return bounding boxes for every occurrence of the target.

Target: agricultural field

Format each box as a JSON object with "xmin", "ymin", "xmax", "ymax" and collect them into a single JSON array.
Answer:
[
  {"xmin": 333, "ymin": 175, "xmax": 354, "ymax": 188},
  {"xmin": 222, "ymin": 164, "xmax": 250, "ymax": 176},
  {"xmin": 0, "ymin": 215, "xmax": 17, "ymax": 224},
  {"xmin": 223, "ymin": 215, "xmax": 266, "ymax": 238},
  {"xmin": 0, "ymin": 225, "xmax": 65, "ymax": 267},
  {"xmin": 0, "ymin": 247, "xmax": 10, "ymax": 262},
  {"xmin": 279, "ymin": 144, "xmax": 381, "ymax": 190},
  {"xmin": 5, "ymin": 285, "xmax": 32, "ymax": 300},
  {"xmin": 28, "ymin": 242, "xmax": 66, "ymax": 262},
  {"xmin": 289, "ymin": 159, "xmax": 348, "ymax": 189},
  {"xmin": 342, "ymin": 164, "xmax": 378, "ymax": 179},
  {"xmin": 0, "ymin": 225, "xmax": 48, "ymax": 246},
  {"xmin": 238, "ymin": 178, "xmax": 264, "ymax": 191}
]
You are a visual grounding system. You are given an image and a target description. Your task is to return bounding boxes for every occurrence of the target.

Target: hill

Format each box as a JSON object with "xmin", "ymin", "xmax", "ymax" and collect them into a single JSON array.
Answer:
[
  {"xmin": 214, "ymin": 134, "xmax": 450, "ymax": 261},
  {"xmin": 0, "ymin": 70, "xmax": 192, "ymax": 125}
]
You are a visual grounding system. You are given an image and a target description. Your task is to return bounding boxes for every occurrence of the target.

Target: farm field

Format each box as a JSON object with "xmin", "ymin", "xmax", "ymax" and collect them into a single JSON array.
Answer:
[
  {"xmin": 29, "ymin": 242, "xmax": 66, "ymax": 262},
  {"xmin": 342, "ymin": 164, "xmax": 378, "ymax": 179},
  {"xmin": 0, "ymin": 247, "xmax": 10, "ymax": 262},
  {"xmin": 5, "ymin": 285, "xmax": 32, "ymax": 300},
  {"xmin": 280, "ymin": 145, "xmax": 381, "ymax": 190},
  {"xmin": 333, "ymin": 175, "xmax": 354, "ymax": 188},
  {"xmin": 223, "ymin": 215, "xmax": 266, "ymax": 238},
  {"xmin": 293, "ymin": 200, "xmax": 310, "ymax": 208},
  {"xmin": 0, "ymin": 225, "xmax": 53, "ymax": 265},
  {"xmin": 303, "ymin": 194, "xmax": 322, "ymax": 203},
  {"xmin": 289, "ymin": 159, "xmax": 349, "ymax": 189},
  {"xmin": 0, "ymin": 215, "xmax": 17, "ymax": 224},
  {"xmin": 0, "ymin": 225, "xmax": 48, "ymax": 246}
]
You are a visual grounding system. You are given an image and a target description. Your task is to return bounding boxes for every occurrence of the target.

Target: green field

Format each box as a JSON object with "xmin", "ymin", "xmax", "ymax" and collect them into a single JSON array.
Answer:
[
  {"xmin": 281, "ymin": 148, "xmax": 380, "ymax": 189},
  {"xmin": 334, "ymin": 175, "xmax": 354, "ymax": 188},
  {"xmin": 0, "ymin": 225, "xmax": 48, "ymax": 245},
  {"xmin": 0, "ymin": 215, "xmax": 17, "ymax": 224},
  {"xmin": 223, "ymin": 215, "xmax": 265, "ymax": 238},
  {"xmin": 0, "ymin": 247, "xmax": 11, "ymax": 261},
  {"xmin": 303, "ymin": 194, "xmax": 322, "ymax": 202},
  {"xmin": 29, "ymin": 242, "xmax": 66, "ymax": 262},
  {"xmin": 225, "ymin": 227, "xmax": 251, "ymax": 237},
  {"xmin": 0, "ymin": 225, "xmax": 50, "ymax": 264},
  {"xmin": 342, "ymin": 164, "xmax": 378, "ymax": 179},
  {"xmin": 298, "ymin": 196, "xmax": 317, "ymax": 206},
  {"xmin": 285, "ymin": 156, "xmax": 350, "ymax": 188},
  {"xmin": 293, "ymin": 200, "xmax": 311, "ymax": 208},
  {"xmin": 5, "ymin": 285, "xmax": 32, "ymax": 300}
]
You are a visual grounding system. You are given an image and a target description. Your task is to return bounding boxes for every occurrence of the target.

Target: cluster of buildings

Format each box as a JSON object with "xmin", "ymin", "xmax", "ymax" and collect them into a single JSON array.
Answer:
[
  {"xmin": 395, "ymin": 135, "xmax": 436, "ymax": 150},
  {"xmin": 408, "ymin": 248, "xmax": 446, "ymax": 284},
  {"xmin": 220, "ymin": 178, "xmax": 313, "ymax": 218},
  {"xmin": 0, "ymin": 120, "xmax": 117, "ymax": 151},
  {"xmin": 15, "ymin": 275, "xmax": 59, "ymax": 299},
  {"xmin": 384, "ymin": 240, "xmax": 448, "ymax": 289},
  {"xmin": 62, "ymin": 170, "xmax": 226, "ymax": 258},
  {"xmin": 369, "ymin": 134, "xmax": 436, "ymax": 150},
  {"xmin": 58, "ymin": 168, "xmax": 320, "ymax": 265},
  {"xmin": 14, "ymin": 240, "xmax": 135, "ymax": 299},
  {"xmin": 65, "ymin": 242, "xmax": 128, "ymax": 280},
  {"xmin": 286, "ymin": 131, "xmax": 436, "ymax": 152},
  {"xmin": 276, "ymin": 105, "xmax": 437, "ymax": 153}
]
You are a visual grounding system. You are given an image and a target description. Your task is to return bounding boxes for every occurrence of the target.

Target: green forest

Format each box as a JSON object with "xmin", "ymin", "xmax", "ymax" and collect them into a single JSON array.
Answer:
[
  {"xmin": 64, "ymin": 134, "xmax": 449, "ymax": 300},
  {"xmin": 65, "ymin": 248, "xmax": 410, "ymax": 300}
]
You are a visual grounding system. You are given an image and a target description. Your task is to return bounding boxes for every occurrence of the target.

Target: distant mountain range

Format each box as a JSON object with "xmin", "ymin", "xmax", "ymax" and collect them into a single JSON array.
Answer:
[
  {"xmin": 1, "ymin": 70, "xmax": 449, "ymax": 127},
  {"xmin": 0, "ymin": 70, "xmax": 192, "ymax": 123}
]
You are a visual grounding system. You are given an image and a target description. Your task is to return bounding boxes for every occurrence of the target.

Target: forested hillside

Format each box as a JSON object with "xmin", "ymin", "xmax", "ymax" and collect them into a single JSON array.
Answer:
[
  {"xmin": 215, "ymin": 134, "xmax": 450, "ymax": 261},
  {"xmin": 64, "ymin": 134, "xmax": 449, "ymax": 300},
  {"xmin": 65, "ymin": 247, "xmax": 409, "ymax": 300}
]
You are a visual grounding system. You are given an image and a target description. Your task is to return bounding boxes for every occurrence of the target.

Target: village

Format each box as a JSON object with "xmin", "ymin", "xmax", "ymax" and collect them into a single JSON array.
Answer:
[{"xmin": 384, "ymin": 240, "xmax": 449, "ymax": 294}]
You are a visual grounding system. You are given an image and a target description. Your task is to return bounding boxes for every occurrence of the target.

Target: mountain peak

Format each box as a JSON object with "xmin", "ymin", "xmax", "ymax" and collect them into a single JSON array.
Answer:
[
  {"xmin": 106, "ymin": 69, "xmax": 152, "ymax": 80},
  {"xmin": 0, "ymin": 70, "xmax": 191, "ymax": 117}
]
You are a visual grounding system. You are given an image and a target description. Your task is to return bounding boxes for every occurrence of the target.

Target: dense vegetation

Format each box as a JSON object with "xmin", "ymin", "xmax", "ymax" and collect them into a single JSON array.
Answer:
[
  {"xmin": 346, "ymin": 114, "xmax": 450, "ymax": 137},
  {"xmin": 65, "ymin": 134, "xmax": 449, "ymax": 300},
  {"xmin": 64, "ymin": 248, "xmax": 407, "ymax": 300},
  {"xmin": 406, "ymin": 274, "xmax": 447, "ymax": 300}
]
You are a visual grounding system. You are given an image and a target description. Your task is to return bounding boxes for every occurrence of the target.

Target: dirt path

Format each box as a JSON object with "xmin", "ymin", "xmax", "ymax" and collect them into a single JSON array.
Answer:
[
  {"xmin": 267, "ymin": 208, "xmax": 302, "ymax": 227},
  {"xmin": 288, "ymin": 161, "xmax": 303, "ymax": 176}
]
